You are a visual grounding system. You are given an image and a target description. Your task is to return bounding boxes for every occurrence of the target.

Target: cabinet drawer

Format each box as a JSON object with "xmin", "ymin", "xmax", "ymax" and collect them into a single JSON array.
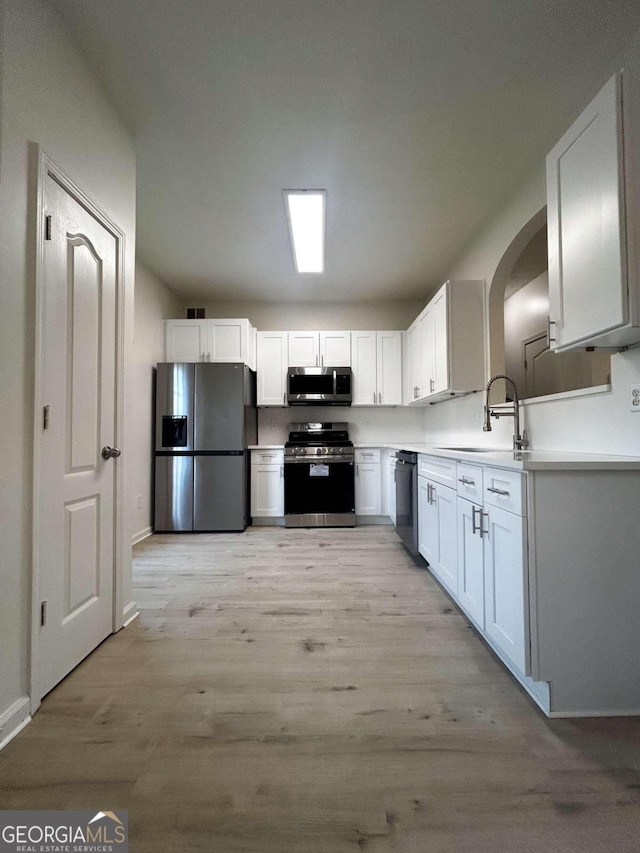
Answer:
[
  {"xmin": 355, "ymin": 447, "xmax": 381, "ymax": 464},
  {"xmin": 483, "ymin": 467, "xmax": 525, "ymax": 516},
  {"xmin": 251, "ymin": 449, "xmax": 284, "ymax": 465},
  {"xmin": 418, "ymin": 454, "xmax": 457, "ymax": 488},
  {"xmin": 456, "ymin": 462, "xmax": 483, "ymax": 504}
]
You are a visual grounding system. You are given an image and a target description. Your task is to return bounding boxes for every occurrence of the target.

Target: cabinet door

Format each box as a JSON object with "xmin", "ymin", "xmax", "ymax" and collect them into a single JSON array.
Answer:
[
  {"xmin": 388, "ymin": 458, "xmax": 397, "ymax": 524},
  {"xmin": 417, "ymin": 476, "xmax": 436, "ymax": 562},
  {"xmin": 320, "ymin": 331, "xmax": 351, "ymax": 366},
  {"xmin": 377, "ymin": 331, "xmax": 402, "ymax": 405},
  {"xmin": 483, "ymin": 505, "xmax": 527, "ymax": 673},
  {"xmin": 207, "ymin": 319, "xmax": 251, "ymax": 363},
  {"xmin": 418, "ymin": 307, "xmax": 434, "ymax": 399},
  {"xmin": 355, "ymin": 462, "xmax": 381, "ymax": 515},
  {"xmin": 250, "ymin": 464, "xmax": 284, "ymax": 516},
  {"xmin": 432, "ymin": 288, "xmax": 449, "ymax": 394},
  {"xmin": 435, "ymin": 484, "xmax": 457, "ymax": 596},
  {"xmin": 351, "ymin": 332, "xmax": 378, "ymax": 405},
  {"xmin": 406, "ymin": 322, "xmax": 421, "ymax": 403},
  {"xmin": 257, "ymin": 332, "xmax": 288, "ymax": 406},
  {"xmin": 288, "ymin": 332, "xmax": 318, "ymax": 366},
  {"xmin": 164, "ymin": 320, "xmax": 207, "ymax": 362},
  {"xmin": 547, "ymin": 73, "xmax": 626, "ymax": 350},
  {"xmin": 457, "ymin": 497, "xmax": 484, "ymax": 628}
]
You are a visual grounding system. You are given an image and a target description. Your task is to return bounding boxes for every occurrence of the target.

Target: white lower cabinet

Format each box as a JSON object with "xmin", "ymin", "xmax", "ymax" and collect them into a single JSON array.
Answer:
[
  {"xmin": 456, "ymin": 496, "xmax": 485, "ymax": 628},
  {"xmin": 387, "ymin": 451, "xmax": 397, "ymax": 524},
  {"xmin": 482, "ymin": 504, "xmax": 527, "ymax": 673},
  {"xmin": 418, "ymin": 455, "xmax": 528, "ymax": 673},
  {"xmin": 355, "ymin": 448, "xmax": 382, "ymax": 516},
  {"xmin": 250, "ymin": 450, "xmax": 284, "ymax": 518},
  {"xmin": 415, "ymin": 451, "xmax": 640, "ymax": 716},
  {"xmin": 418, "ymin": 475, "xmax": 457, "ymax": 597}
]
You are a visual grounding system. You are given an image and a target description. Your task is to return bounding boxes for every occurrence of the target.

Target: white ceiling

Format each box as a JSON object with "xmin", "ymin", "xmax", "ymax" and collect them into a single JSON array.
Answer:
[{"xmin": 50, "ymin": 0, "xmax": 640, "ymax": 304}]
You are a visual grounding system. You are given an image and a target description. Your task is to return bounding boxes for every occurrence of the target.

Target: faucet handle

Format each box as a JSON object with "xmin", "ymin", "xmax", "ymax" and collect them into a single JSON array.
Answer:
[{"xmin": 514, "ymin": 429, "xmax": 528, "ymax": 450}]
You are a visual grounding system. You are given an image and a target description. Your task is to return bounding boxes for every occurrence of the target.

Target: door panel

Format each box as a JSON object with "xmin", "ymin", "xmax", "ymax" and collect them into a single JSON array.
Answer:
[
  {"xmin": 195, "ymin": 363, "xmax": 245, "ymax": 450},
  {"xmin": 194, "ymin": 454, "xmax": 247, "ymax": 530},
  {"xmin": 37, "ymin": 175, "xmax": 118, "ymax": 700},
  {"xmin": 484, "ymin": 507, "xmax": 527, "ymax": 673},
  {"xmin": 154, "ymin": 455, "xmax": 194, "ymax": 531}
]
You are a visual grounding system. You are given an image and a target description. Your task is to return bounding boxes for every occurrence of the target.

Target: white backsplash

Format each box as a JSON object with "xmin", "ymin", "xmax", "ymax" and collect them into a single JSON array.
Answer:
[{"xmin": 257, "ymin": 406, "xmax": 425, "ymax": 445}]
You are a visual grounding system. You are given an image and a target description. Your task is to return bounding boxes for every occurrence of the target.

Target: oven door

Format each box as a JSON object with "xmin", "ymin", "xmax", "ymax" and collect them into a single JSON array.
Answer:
[{"xmin": 284, "ymin": 459, "xmax": 355, "ymax": 527}]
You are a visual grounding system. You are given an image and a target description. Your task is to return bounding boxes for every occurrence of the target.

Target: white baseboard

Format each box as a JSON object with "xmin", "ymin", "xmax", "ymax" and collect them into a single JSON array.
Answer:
[
  {"xmin": 0, "ymin": 696, "xmax": 31, "ymax": 751},
  {"xmin": 131, "ymin": 526, "xmax": 153, "ymax": 546},
  {"xmin": 122, "ymin": 600, "xmax": 139, "ymax": 627}
]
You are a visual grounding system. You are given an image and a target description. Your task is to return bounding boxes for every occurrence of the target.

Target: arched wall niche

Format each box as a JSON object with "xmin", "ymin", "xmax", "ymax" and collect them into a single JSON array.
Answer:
[{"xmin": 487, "ymin": 206, "xmax": 547, "ymax": 392}]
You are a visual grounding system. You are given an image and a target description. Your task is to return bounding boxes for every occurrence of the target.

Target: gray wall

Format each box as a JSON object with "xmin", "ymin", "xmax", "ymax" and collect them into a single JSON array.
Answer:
[
  {"xmin": 0, "ymin": 0, "xmax": 136, "ymax": 740},
  {"xmin": 131, "ymin": 262, "xmax": 184, "ymax": 543}
]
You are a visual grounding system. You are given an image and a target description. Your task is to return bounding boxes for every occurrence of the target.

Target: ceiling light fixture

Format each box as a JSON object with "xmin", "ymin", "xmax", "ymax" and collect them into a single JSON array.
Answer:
[{"xmin": 284, "ymin": 190, "xmax": 326, "ymax": 273}]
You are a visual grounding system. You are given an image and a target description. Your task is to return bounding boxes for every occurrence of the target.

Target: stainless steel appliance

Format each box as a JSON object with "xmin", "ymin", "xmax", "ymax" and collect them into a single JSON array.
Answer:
[
  {"xmin": 287, "ymin": 366, "xmax": 352, "ymax": 406},
  {"xmin": 284, "ymin": 422, "xmax": 355, "ymax": 527},
  {"xmin": 395, "ymin": 450, "xmax": 419, "ymax": 555},
  {"xmin": 154, "ymin": 362, "xmax": 257, "ymax": 532}
]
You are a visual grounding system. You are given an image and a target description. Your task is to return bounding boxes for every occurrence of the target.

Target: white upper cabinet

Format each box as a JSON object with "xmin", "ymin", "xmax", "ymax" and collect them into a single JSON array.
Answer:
[
  {"xmin": 164, "ymin": 318, "xmax": 257, "ymax": 368},
  {"xmin": 351, "ymin": 331, "xmax": 402, "ymax": 406},
  {"xmin": 547, "ymin": 70, "xmax": 640, "ymax": 350},
  {"xmin": 164, "ymin": 319, "xmax": 208, "ymax": 363},
  {"xmin": 288, "ymin": 331, "xmax": 351, "ymax": 366},
  {"xmin": 406, "ymin": 280, "xmax": 485, "ymax": 404},
  {"xmin": 256, "ymin": 332, "xmax": 288, "ymax": 406}
]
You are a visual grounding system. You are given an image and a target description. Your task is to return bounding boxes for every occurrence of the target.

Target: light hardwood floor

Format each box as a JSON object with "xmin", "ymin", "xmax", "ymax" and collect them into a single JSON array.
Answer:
[{"xmin": 1, "ymin": 526, "xmax": 640, "ymax": 851}]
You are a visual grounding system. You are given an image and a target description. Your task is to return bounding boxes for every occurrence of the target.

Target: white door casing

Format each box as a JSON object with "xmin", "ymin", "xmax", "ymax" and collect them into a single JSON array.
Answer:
[{"xmin": 32, "ymin": 155, "xmax": 125, "ymax": 708}]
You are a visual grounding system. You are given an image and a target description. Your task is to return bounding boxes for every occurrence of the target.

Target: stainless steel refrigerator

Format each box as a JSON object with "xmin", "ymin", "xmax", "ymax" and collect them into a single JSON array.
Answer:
[{"xmin": 154, "ymin": 362, "xmax": 257, "ymax": 532}]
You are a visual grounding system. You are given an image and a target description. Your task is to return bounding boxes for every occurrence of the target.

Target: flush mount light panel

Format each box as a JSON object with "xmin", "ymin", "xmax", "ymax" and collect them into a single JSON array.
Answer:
[{"xmin": 284, "ymin": 190, "xmax": 326, "ymax": 273}]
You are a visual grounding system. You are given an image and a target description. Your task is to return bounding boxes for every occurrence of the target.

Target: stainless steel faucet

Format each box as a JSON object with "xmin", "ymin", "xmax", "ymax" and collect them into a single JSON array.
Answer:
[{"xmin": 483, "ymin": 374, "xmax": 528, "ymax": 450}]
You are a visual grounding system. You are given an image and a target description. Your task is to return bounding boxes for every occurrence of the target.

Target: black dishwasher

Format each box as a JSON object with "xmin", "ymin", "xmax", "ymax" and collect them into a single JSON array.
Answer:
[{"xmin": 395, "ymin": 450, "xmax": 419, "ymax": 556}]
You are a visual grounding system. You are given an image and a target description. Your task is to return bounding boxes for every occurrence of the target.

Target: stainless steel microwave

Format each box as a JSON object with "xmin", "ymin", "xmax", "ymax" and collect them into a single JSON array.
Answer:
[{"xmin": 287, "ymin": 366, "xmax": 352, "ymax": 406}]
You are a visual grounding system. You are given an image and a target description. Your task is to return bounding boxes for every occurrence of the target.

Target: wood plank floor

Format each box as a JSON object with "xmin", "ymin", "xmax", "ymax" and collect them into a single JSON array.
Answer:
[{"xmin": 2, "ymin": 526, "xmax": 640, "ymax": 851}]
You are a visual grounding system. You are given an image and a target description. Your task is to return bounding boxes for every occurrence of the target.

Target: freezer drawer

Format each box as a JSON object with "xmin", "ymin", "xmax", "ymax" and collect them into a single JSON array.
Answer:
[
  {"xmin": 155, "ymin": 455, "xmax": 193, "ymax": 531},
  {"xmin": 194, "ymin": 453, "xmax": 248, "ymax": 531}
]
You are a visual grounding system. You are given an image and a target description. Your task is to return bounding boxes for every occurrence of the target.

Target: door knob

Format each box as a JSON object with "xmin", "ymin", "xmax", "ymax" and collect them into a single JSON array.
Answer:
[{"xmin": 101, "ymin": 446, "xmax": 121, "ymax": 460}]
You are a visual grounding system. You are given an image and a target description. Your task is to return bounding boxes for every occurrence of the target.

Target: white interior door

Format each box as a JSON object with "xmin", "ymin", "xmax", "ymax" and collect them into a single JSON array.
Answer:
[{"xmin": 35, "ymin": 173, "xmax": 119, "ymax": 701}]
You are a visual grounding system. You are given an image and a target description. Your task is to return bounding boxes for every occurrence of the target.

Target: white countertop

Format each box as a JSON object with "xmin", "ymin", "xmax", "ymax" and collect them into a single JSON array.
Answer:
[
  {"xmin": 385, "ymin": 442, "xmax": 640, "ymax": 471},
  {"xmin": 248, "ymin": 442, "xmax": 640, "ymax": 470}
]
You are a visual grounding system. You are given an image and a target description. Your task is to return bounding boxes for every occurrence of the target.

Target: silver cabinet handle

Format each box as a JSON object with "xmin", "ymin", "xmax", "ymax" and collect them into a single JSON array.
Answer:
[
  {"xmin": 471, "ymin": 505, "xmax": 481, "ymax": 534},
  {"xmin": 280, "ymin": 466, "xmax": 283, "ymax": 478},
  {"xmin": 373, "ymin": 392, "xmax": 376, "ymax": 404},
  {"xmin": 547, "ymin": 318, "xmax": 557, "ymax": 345},
  {"xmin": 356, "ymin": 464, "xmax": 359, "ymax": 478},
  {"xmin": 487, "ymin": 486, "xmax": 510, "ymax": 497},
  {"xmin": 101, "ymin": 445, "xmax": 121, "ymax": 460},
  {"xmin": 378, "ymin": 392, "xmax": 382, "ymax": 404},
  {"xmin": 430, "ymin": 378, "xmax": 435, "ymax": 393},
  {"xmin": 458, "ymin": 477, "xmax": 475, "ymax": 486},
  {"xmin": 481, "ymin": 509, "xmax": 489, "ymax": 537}
]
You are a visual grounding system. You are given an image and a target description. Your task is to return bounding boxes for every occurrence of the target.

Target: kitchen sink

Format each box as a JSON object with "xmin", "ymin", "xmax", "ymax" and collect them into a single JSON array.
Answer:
[{"xmin": 435, "ymin": 446, "xmax": 498, "ymax": 452}]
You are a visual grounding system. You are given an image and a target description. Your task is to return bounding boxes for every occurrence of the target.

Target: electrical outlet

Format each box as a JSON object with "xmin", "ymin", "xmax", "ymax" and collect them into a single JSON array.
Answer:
[
  {"xmin": 630, "ymin": 385, "xmax": 640, "ymax": 412},
  {"xmin": 364, "ymin": 418, "xmax": 372, "ymax": 429}
]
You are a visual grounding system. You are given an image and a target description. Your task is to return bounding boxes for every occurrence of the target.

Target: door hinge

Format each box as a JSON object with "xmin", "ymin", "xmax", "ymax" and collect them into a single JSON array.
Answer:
[
  {"xmin": 45, "ymin": 215, "xmax": 52, "ymax": 241},
  {"xmin": 43, "ymin": 405, "xmax": 50, "ymax": 430},
  {"xmin": 40, "ymin": 600, "xmax": 47, "ymax": 627}
]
